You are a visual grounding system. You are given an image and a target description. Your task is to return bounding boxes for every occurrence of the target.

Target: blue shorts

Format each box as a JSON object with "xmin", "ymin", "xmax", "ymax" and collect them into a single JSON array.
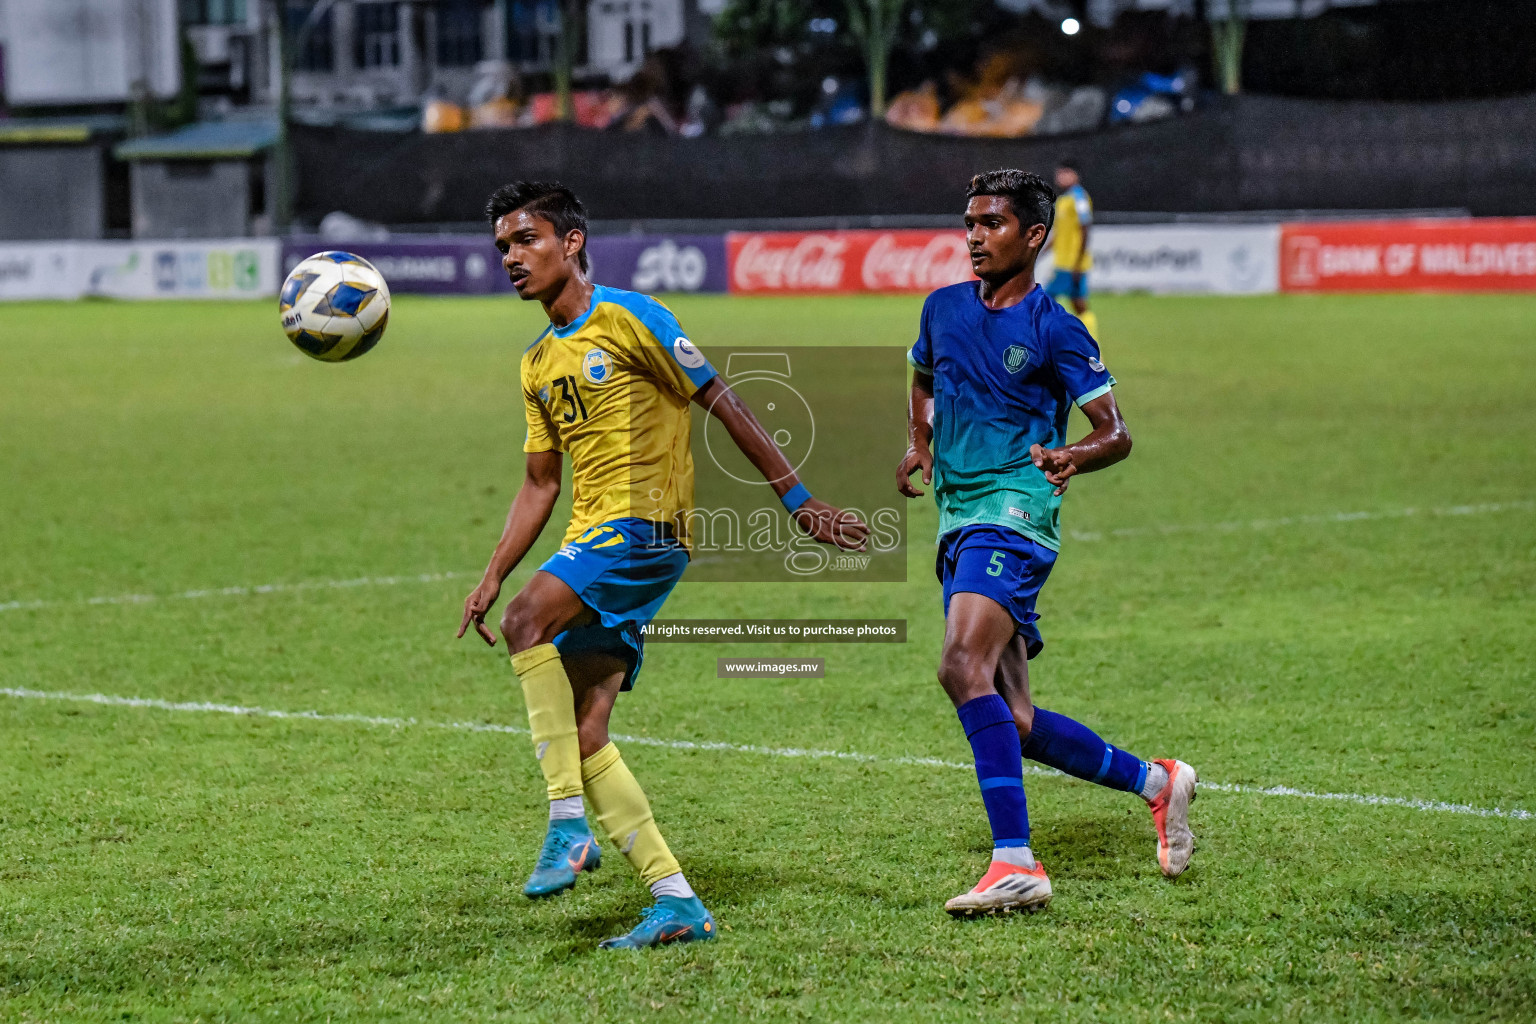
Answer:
[
  {"xmin": 1046, "ymin": 269, "xmax": 1089, "ymax": 302},
  {"xmin": 537, "ymin": 518, "xmax": 689, "ymax": 691},
  {"xmin": 936, "ymin": 524, "xmax": 1058, "ymax": 659}
]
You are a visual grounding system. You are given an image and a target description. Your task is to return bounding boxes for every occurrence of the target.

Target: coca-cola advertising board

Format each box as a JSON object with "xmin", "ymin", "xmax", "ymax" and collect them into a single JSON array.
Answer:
[
  {"xmin": 1281, "ymin": 219, "xmax": 1536, "ymax": 292},
  {"xmin": 727, "ymin": 230, "xmax": 976, "ymax": 294}
]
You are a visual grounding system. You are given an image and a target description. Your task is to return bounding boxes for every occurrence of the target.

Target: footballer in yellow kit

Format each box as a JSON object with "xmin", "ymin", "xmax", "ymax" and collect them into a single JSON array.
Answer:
[
  {"xmin": 457, "ymin": 181, "xmax": 869, "ymax": 950},
  {"xmin": 1045, "ymin": 159, "xmax": 1099, "ymax": 339},
  {"xmin": 519, "ymin": 286, "xmax": 710, "ymax": 554}
]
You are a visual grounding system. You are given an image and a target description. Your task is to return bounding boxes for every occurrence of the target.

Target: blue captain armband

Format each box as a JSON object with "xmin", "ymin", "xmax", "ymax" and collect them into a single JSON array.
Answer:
[{"xmin": 780, "ymin": 482, "xmax": 812, "ymax": 513}]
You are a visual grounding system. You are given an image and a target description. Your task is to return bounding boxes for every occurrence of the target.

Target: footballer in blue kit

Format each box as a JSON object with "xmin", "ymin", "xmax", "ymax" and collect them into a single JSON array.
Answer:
[{"xmin": 899, "ymin": 169, "xmax": 1199, "ymax": 916}]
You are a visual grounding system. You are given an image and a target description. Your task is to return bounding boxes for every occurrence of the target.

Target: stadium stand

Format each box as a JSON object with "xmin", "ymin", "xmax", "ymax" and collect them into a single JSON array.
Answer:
[{"xmin": 295, "ymin": 92, "xmax": 1536, "ymax": 225}]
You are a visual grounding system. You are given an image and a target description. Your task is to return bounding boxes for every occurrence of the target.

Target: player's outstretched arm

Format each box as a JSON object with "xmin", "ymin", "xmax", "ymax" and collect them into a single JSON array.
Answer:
[
  {"xmin": 1029, "ymin": 392, "xmax": 1131, "ymax": 496},
  {"xmin": 692, "ymin": 376, "xmax": 869, "ymax": 551},
  {"xmin": 897, "ymin": 370, "xmax": 934, "ymax": 497},
  {"xmin": 457, "ymin": 450, "xmax": 563, "ymax": 646}
]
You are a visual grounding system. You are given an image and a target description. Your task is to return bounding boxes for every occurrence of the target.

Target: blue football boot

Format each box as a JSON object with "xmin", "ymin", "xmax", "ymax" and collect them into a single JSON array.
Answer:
[
  {"xmin": 522, "ymin": 817, "xmax": 601, "ymax": 898},
  {"xmin": 598, "ymin": 895, "xmax": 717, "ymax": 949}
]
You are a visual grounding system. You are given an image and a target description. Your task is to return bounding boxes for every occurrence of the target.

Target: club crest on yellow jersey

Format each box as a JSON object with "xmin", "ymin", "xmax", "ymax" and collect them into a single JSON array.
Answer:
[{"xmin": 582, "ymin": 347, "xmax": 614, "ymax": 384}]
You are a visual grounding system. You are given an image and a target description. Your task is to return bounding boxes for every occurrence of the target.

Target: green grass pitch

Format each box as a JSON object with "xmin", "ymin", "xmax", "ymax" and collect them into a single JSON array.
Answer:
[{"xmin": 1, "ymin": 292, "xmax": 1534, "ymax": 1022}]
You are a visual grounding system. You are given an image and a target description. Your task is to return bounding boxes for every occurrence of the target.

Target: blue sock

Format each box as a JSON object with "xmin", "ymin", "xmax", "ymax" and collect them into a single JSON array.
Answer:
[
  {"xmin": 956, "ymin": 694, "xmax": 1029, "ymax": 851},
  {"xmin": 1023, "ymin": 707, "xmax": 1148, "ymax": 794}
]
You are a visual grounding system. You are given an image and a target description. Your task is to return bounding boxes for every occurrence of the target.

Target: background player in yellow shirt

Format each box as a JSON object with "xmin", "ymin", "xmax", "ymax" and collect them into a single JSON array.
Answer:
[
  {"xmin": 1045, "ymin": 159, "xmax": 1100, "ymax": 339},
  {"xmin": 457, "ymin": 181, "xmax": 869, "ymax": 950}
]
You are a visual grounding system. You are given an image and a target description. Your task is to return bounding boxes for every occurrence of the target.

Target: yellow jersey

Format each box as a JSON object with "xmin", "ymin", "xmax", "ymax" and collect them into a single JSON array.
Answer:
[
  {"xmin": 1052, "ymin": 184, "xmax": 1094, "ymax": 272},
  {"xmin": 520, "ymin": 285, "xmax": 717, "ymax": 549}
]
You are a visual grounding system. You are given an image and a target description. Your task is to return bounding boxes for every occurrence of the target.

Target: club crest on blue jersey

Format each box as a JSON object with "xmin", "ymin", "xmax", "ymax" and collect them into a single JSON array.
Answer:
[
  {"xmin": 582, "ymin": 348, "xmax": 614, "ymax": 384},
  {"xmin": 1004, "ymin": 345, "xmax": 1032, "ymax": 374}
]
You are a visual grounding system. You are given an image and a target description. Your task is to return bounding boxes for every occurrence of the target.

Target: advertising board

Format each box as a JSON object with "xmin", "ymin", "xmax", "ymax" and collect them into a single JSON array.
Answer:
[
  {"xmin": 0, "ymin": 240, "xmax": 279, "ymax": 300},
  {"xmin": 1039, "ymin": 224, "xmax": 1280, "ymax": 295},
  {"xmin": 727, "ymin": 230, "xmax": 974, "ymax": 294},
  {"xmin": 1281, "ymin": 219, "xmax": 1536, "ymax": 292},
  {"xmin": 22, "ymin": 220, "xmax": 1536, "ymax": 302},
  {"xmin": 78, "ymin": 240, "xmax": 279, "ymax": 299},
  {"xmin": 281, "ymin": 235, "xmax": 729, "ymax": 295},
  {"xmin": 0, "ymin": 244, "xmax": 80, "ymax": 300},
  {"xmin": 729, "ymin": 225, "xmax": 1280, "ymax": 295}
]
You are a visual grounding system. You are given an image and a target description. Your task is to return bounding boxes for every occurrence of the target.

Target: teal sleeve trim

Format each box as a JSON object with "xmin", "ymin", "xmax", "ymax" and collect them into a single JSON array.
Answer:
[
  {"xmin": 1074, "ymin": 382, "xmax": 1113, "ymax": 407},
  {"xmin": 907, "ymin": 347, "xmax": 931, "ymax": 373}
]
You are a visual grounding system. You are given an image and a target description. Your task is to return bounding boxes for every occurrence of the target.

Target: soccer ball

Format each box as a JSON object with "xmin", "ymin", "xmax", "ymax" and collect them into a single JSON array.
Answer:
[{"xmin": 279, "ymin": 251, "xmax": 391, "ymax": 362}]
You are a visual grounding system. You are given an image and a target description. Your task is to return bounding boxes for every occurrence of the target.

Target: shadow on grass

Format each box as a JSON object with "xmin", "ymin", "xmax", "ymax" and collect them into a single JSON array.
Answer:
[
  {"xmin": 523, "ymin": 850, "xmax": 829, "ymax": 961},
  {"xmin": 1029, "ymin": 805, "xmax": 1152, "ymax": 881}
]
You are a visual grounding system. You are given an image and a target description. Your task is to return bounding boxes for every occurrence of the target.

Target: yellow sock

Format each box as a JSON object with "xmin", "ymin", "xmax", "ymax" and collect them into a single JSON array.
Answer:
[
  {"xmin": 510, "ymin": 643, "xmax": 582, "ymax": 801},
  {"xmin": 1077, "ymin": 308, "xmax": 1100, "ymax": 339},
  {"xmin": 581, "ymin": 742, "xmax": 681, "ymax": 886}
]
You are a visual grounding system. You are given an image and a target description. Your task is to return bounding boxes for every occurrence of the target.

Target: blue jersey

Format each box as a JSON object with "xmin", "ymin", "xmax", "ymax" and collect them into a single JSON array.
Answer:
[{"xmin": 907, "ymin": 281, "xmax": 1115, "ymax": 551}]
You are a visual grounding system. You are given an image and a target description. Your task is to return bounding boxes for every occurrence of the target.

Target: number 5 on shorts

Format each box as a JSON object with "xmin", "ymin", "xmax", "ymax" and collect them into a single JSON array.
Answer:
[{"xmin": 987, "ymin": 551, "xmax": 1006, "ymax": 577}]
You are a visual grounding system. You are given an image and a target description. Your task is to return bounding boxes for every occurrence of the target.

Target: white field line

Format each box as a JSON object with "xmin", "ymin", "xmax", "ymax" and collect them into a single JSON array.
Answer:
[
  {"xmin": 1067, "ymin": 499, "xmax": 1533, "ymax": 543},
  {"xmin": 1, "ymin": 500, "xmax": 1528, "ymax": 617},
  {"xmin": 0, "ymin": 571, "xmax": 473, "ymax": 615},
  {"xmin": 3, "ymin": 686, "xmax": 1529, "ymax": 823}
]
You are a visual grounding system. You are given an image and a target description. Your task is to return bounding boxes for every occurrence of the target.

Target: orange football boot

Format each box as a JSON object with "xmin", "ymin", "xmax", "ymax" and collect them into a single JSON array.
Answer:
[
  {"xmin": 944, "ymin": 859, "xmax": 1052, "ymax": 916},
  {"xmin": 1147, "ymin": 758, "xmax": 1198, "ymax": 877}
]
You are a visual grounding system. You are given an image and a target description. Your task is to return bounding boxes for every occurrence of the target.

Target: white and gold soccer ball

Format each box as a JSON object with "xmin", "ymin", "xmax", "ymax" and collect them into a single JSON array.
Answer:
[{"xmin": 279, "ymin": 251, "xmax": 391, "ymax": 362}]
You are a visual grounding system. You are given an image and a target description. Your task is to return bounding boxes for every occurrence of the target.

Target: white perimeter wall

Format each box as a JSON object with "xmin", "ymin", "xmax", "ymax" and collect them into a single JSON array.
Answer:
[
  {"xmin": 0, "ymin": 239, "xmax": 280, "ymax": 300},
  {"xmin": 1038, "ymin": 224, "xmax": 1281, "ymax": 295}
]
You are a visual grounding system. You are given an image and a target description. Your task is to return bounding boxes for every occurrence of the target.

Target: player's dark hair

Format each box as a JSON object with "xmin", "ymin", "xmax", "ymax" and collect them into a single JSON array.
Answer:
[
  {"xmin": 485, "ymin": 180, "xmax": 590, "ymax": 273},
  {"xmin": 1057, "ymin": 157, "xmax": 1080, "ymax": 172},
  {"xmin": 966, "ymin": 169, "xmax": 1055, "ymax": 233}
]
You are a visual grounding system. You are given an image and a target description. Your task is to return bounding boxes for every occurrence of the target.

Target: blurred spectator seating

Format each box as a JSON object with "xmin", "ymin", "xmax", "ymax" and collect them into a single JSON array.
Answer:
[
  {"xmin": 1108, "ymin": 71, "xmax": 1194, "ymax": 125},
  {"xmin": 886, "ymin": 81, "xmax": 942, "ymax": 132},
  {"xmin": 423, "ymin": 98, "xmax": 467, "ymax": 133}
]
